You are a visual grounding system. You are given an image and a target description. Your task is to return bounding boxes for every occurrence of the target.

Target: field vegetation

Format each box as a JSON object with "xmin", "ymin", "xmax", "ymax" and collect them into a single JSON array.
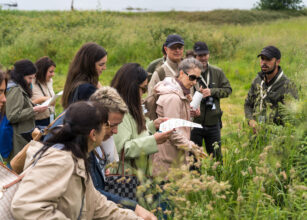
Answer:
[{"xmin": 0, "ymin": 9, "xmax": 306, "ymax": 219}]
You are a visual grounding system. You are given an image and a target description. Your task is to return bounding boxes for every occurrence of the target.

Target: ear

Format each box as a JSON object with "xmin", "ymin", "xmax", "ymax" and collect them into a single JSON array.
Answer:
[
  {"xmin": 276, "ymin": 59, "xmax": 281, "ymax": 66},
  {"xmin": 88, "ymin": 129, "xmax": 96, "ymax": 143}
]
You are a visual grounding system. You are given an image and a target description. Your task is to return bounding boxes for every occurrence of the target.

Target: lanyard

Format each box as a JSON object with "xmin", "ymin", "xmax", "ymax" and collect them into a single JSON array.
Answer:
[
  {"xmin": 200, "ymin": 71, "xmax": 210, "ymax": 88},
  {"xmin": 164, "ymin": 61, "xmax": 178, "ymax": 77},
  {"xmin": 259, "ymin": 71, "xmax": 283, "ymax": 111}
]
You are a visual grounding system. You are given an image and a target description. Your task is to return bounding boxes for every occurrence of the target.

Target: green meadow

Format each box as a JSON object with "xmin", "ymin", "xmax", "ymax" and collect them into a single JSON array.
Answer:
[{"xmin": 1, "ymin": 9, "xmax": 306, "ymax": 219}]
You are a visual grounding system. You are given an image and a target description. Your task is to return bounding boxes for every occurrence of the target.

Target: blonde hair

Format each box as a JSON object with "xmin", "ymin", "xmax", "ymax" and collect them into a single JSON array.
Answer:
[{"xmin": 89, "ymin": 86, "xmax": 128, "ymax": 114}]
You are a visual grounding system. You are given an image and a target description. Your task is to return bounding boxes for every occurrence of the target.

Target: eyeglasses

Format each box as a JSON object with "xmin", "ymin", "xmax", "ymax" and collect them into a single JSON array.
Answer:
[
  {"xmin": 169, "ymin": 44, "xmax": 184, "ymax": 50},
  {"xmin": 183, "ymin": 70, "xmax": 201, "ymax": 81},
  {"xmin": 139, "ymin": 85, "xmax": 148, "ymax": 93},
  {"xmin": 105, "ymin": 121, "xmax": 118, "ymax": 129}
]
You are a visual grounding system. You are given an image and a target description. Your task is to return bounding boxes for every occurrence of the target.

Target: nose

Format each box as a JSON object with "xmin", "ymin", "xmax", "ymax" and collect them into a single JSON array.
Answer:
[
  {"xmin": 0, "ymin": 94, "xmax": 6, "ymax": 104},
  {"xmin": 111, "ymin": 126, "xmax": 118, "ymax": 134}
]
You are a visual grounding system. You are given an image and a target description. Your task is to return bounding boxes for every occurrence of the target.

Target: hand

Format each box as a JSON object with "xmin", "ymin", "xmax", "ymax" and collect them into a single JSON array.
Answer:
[
  {"xmin": 190, "ymin": 107, "xmax": 200, "ymax": 117},
  {"xmin": 105, "ymin": 168, "xmax": 110, "ymax": 175},
  {"xmin": 33, "ymin": 105, "xmax": 48, "ymax": 113},
  {"xmin": 248, "ymin": 119, "xmax": 257, "ymax": 134},
  {"xmin": 153, "ymin": 117, "xmax": 168, "ymax": 130},
  {"xmin": 199, "ymin": 87, "xmax": 211, "ymax": 98},
  {"xmin": 154, "ymin": 129, "xmax": 173, "ymax": 144},
  {"xmin": 135, "ymin": 205, "xmax": 157, "ymax": 220}
]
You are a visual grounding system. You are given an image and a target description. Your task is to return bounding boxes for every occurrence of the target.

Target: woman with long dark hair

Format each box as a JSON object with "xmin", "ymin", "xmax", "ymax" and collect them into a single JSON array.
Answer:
[
  {"xmin": 62, "ymin": 42, "xmax": 107, "ymax": 109},
  {"xmin": 31, "ymin": 56, "xmax": 56, "ymax": 126},
  {"xmin": 6, "ymin": 59, "xmax": 47, "ymax": 157},
  {"xmin": 111, "ymin": 63, "xmax": 172, "ymax": 175},
  {"xmin": 11, "ymin": 101, "xmax": 141, "ymax": 220}
]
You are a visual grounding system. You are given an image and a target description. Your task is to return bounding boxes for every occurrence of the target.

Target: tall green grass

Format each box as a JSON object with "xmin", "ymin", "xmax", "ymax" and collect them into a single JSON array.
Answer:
[{"xmin": 0, "ymin": 9, "xmax": 306, "ymax": 219}]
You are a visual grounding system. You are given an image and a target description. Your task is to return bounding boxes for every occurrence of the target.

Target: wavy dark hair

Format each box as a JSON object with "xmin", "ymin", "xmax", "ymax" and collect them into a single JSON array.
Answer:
[
  {"xmin": 10, "ymin": 59, "xmax": 37, "ymax": 97},
  {"xmin": 35, "ymin": 101, "xmax": 109, "ymax": 177},
  {"xmin": 62, "ymin": 42, "xmax": 107, "ymax": 109},
  {"xmin": 111, "ymin": 63, "xmax": 148, "ymax": 134},
  {"xmin": 35, "ymin": 56, "xmax": 56, "ymax": 84}
]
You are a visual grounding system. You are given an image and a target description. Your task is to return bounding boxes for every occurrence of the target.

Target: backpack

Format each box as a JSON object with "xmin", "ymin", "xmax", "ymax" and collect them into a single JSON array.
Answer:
[
  {"xmin": 144, "ymin": 92, "xmax": 160, "ymax": 121},
  {"xmin": 147, "ymin": 65, "xmax": 166, "ymax": 84}
]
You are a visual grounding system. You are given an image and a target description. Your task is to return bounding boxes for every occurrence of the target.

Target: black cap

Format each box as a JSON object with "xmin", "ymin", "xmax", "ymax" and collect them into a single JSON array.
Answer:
[
  {"xmin": 165, "ymin": 34, "xmax": 184, "ymax": 48},
  {"xmin": 193, "ymin": 41, "xmax": 209, "ymax": 55},
  {"xmin": 14, "ymin": 59, "xmax": 37, "ymax": 76},
  {"xmin": 257, "ymin": 46, "xmax": 281, "ymax": 60}
]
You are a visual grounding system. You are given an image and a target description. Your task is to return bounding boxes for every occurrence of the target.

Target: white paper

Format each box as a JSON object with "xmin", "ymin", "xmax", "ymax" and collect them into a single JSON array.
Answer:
[
  {"xmin": 190, "ymin": 91, "xmax": 203, "ymax": 109},
  {"xmin": 159, "ymin": 118, "xmax": 202, "ymax": 132},
  {"xmin": 41, "ymin": 90, "xmax": 63, "ymax": 107},
  {"xmin": 99, "ymin": 136, "xmax": 119, "ymax": 163}
]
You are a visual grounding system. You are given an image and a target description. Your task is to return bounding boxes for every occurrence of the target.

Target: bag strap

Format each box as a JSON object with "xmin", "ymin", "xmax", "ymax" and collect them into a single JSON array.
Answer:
[{"xmin": 40, "ymin": 111, "xmax": 66, "ymax": 137}]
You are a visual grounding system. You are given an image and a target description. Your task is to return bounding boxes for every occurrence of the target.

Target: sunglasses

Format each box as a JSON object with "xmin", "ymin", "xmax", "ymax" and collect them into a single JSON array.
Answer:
[
  {"xmin": 140, "ymin": 85, "xmax": 148, "ymax": 93},
  {"xmin": 183, "ymin": 70, "xmax": 201, "ymax": 81}
]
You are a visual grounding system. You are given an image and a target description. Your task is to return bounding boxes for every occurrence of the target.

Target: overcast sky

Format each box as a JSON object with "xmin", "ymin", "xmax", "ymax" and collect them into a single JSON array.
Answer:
[{"xmin": 2, "ymin": 0, "xmax": 306, "ymax": 11}]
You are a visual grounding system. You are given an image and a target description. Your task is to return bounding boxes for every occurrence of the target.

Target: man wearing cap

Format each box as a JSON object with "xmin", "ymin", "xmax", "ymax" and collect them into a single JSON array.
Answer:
[
  {"xmin": 244, "ymin": 46, "xmax": 298, "ymax": 132},
  {"xmin": 191, "ymin": 41, "xmax": 232, "ymax": 161},
  {"xmin": 148, "ymin": 34, "xmax": 184, "ymax": 95}
]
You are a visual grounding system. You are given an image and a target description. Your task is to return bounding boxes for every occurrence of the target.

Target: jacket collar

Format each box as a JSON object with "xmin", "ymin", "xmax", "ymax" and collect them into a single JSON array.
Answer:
[{"xmin": 166, "ymin": 57, "xmax": 179, "ymax": 72}]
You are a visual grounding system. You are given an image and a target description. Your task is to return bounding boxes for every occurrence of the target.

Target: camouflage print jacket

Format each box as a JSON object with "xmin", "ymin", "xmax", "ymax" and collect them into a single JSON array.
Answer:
[{"xmin": 244, "ymin": 66, "xmax": 298, "ymax": 125}]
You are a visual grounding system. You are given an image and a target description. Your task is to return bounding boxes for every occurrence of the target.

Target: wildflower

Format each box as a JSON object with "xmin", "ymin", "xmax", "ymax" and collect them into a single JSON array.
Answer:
[
  {"xmin": 248, "ymin": 167, "xmax": 253, "ymax": 175},
  {"xmin": 280, "ymin": 171, "xmax": 287, "ymax": 180},
  {"xmin": 206, "ymin": 204, "xmax": 213, "ymax": 211},
  {"xmin": 275, "ymin": 162, "xmax": 281, "ymax": 169},
  {"xmin": 241, "ymin": 171, "xmax": 248, "ymax": 176}
]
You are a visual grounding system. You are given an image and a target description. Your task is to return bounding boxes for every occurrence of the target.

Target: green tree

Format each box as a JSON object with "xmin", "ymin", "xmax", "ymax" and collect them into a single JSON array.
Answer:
[{"xmin": 255, "ymin": 0, "xmax": 304, "ymax": 10}]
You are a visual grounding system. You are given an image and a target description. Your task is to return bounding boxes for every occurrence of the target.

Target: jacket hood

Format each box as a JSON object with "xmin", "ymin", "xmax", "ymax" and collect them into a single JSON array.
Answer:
[{"xmin": 153, "ymin": 77, "xmax": 186, "ymax": 99}]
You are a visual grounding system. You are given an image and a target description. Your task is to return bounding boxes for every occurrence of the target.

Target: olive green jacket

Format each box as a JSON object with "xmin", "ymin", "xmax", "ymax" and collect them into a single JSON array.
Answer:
[
  {"xmin": 193, "ymin": 64, "xmax": 232, "ymax": 126},
  {"xmin": 146, "ymin": 57, "xmax": 165, "ymax": 74},
  {"xmin": 244, "ymin": 67, "xmax": 298, "ymax": 124},
  {"xmin": 6, "ymin": 81, "xmax": 35, "ymax": 157}
]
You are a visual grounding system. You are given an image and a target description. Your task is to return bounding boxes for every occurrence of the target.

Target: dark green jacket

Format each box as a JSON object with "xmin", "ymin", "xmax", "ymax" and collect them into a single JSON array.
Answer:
[
  {"xmin": 6, "ymin": 81, "xmax": 35, "ymax": 156},
  {"xmin": 244, "ymin": 67, "xmax": 298, "ymax": 124},
  {"xmin": 194, "ymin": 64, "xmax": 232, "ymax": 126}
]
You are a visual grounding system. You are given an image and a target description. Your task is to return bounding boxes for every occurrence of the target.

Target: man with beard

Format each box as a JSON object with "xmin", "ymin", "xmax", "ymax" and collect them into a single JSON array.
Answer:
[{"xmin": 244, "ymin": 46, "xmax": 298, "ymax": 132}]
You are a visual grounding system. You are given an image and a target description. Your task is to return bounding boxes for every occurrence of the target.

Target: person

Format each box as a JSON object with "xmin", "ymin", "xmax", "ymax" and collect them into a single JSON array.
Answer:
[
  {"xmin": 148, "ymin": 34, "xmax": 184, "ymax": 95},
  {"xmin": 151, "ymin": 58, "xmax": 202, "ymax": 176},
  {"xmin": 185, "ymin": 49, "xmax": 196, "ymax": 58},
  {"xmin": 6, "ymin": 59, "xmax": 48, "ymax": 157},
  {"xmin": 62, "ymin": 42, "xmax": 107, "ymax": 109},
  {"xmin": 0, "ymin": 70, "xmax": 9, "ymax": 162},
  {"xmin": 88, "ymin": 87, "xmax": 157, "ymax": 220},
  {"xmin": 11, "ymin": 101, "xmax": 142, "ymax": 220},
  {"xmin": 111, "ymin": 63, "xmax": 172, "ymax": 176},
  {"xmin": 244, "ymin": 45, "xmax": 298, "ymax": 132},
  {"xmin": 0, "ymin": 70, "xmax": 7, "ymax": 114},
  {"xmin": 31, "ymin": 56, "xmax": 56, "ymax": 127},
  {"xmin": 146, "ymin": 44, "xmax": 167, "ymax": 75},
  {"xmin": 191, "ymin": 41, "xmax": 232, "ymax": 161}
]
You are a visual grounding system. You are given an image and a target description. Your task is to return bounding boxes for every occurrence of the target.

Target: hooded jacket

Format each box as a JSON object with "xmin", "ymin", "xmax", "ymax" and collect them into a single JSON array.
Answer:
[{"xmin": 152, "ymin": 77, "xmax": 195, "ymax": 177}]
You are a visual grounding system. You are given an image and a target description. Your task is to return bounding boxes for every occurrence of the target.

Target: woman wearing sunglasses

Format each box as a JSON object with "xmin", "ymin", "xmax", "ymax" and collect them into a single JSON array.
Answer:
[{"xmin": 151, "ymin": 58, "xmax": 203, "ymax": 177}]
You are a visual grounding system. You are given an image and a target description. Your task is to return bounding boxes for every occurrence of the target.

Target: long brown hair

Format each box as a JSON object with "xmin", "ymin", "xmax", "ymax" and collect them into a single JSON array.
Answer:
[
  {"xmin": 62, "ymin": 42, "xmax": 107, "ymax": 109},
  {"xmin": 111, "ymin": 63, "xmax": 148, "ymax": 134},
  {"xmin": 35, "ymin": 56, "xmax": 56, "ymax": 85}
]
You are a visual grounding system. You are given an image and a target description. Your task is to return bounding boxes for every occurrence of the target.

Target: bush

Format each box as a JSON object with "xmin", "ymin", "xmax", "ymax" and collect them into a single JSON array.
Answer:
[{"xmin": 255, "ymin": 0, "xmax": 305, "ymax": 10}]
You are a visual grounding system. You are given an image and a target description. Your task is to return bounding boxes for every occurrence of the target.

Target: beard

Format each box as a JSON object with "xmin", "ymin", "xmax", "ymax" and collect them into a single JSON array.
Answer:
[{"xmin": 261, "ymin": 62, "xmax": 276, "ymax": 75}]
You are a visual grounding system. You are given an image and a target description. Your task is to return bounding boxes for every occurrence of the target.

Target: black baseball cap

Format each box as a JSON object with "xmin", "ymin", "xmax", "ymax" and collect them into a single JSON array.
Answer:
[
  {"xmin": 165, "ymin": 34, "xmax": 184, "ymax": 48},
  {"xmin": 257, "ymin": 46, "xmax": 281, "ymax": 60},
  {"xmin": 193, "ymin": 41, "xmax": 209, "ymax": 55}
]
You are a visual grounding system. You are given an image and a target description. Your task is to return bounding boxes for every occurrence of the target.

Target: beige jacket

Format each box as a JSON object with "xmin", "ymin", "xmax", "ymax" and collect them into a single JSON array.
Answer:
[
  {"xmin": 148, "ymin": 57, "xmax": 179, "ymax": 95},
  {"xmin": 32, "ymin": 80, "xmax": 55, "ymax": 120},
  {"xmin": 152, "ymin": 77, "xmax": 195, "ymax": 176},
  {"xmin": 11, "ymin": 141, "xmax": 142, "ymax": 220}
]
